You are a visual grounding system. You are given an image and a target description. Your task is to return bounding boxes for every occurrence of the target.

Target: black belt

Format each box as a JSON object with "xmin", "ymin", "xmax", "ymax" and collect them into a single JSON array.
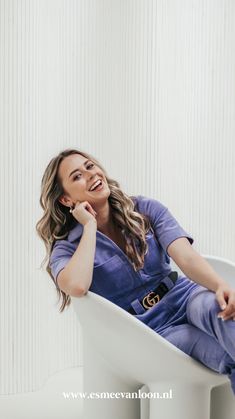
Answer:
[{"xmin": 127, "ymin": 271, "xmax": 178, "ymax": 315}]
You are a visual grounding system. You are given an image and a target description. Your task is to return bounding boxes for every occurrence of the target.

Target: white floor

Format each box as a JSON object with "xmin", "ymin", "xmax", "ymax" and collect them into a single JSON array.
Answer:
[{"xmin": 0, "ymin": 367, "xmax": 83, "ymax": 419}]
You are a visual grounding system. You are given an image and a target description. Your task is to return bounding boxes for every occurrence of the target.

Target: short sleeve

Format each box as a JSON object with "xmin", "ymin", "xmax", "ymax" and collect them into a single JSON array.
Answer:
[
  {"xmin": 136, "ymin": 195, "xmax": 194, "ymax": 257},
  {"xmin": 49, "ymin": 240, "xmax": 76, "ymax": 285}
]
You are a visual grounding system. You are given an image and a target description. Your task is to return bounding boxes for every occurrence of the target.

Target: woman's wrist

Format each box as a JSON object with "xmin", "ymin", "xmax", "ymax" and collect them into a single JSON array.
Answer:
[
  {"xmin": 214, "ymin": 278, "xmax": 231, "ymax": 292},
  {"xmin": 84, "ymin": 219, "xmax": 97, "ymax": 230}
]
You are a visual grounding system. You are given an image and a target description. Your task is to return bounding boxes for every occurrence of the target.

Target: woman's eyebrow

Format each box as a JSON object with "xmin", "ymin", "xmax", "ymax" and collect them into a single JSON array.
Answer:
[{"xmin": 69, "ymin": 160, "xmax": 90, "ymax": 178}]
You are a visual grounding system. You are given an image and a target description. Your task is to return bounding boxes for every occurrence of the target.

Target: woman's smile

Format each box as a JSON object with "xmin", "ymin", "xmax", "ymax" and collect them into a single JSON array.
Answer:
[{"xmin": 89, "ymin": 179, "xmax": 104, "ymax": 192}]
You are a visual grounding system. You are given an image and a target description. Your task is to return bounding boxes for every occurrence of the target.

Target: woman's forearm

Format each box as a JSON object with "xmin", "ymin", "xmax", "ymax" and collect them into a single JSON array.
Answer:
[
  {"xmin": 63, "ymin": 219, "xmax": 97, "ymax": 294},
  {"xmin": 178, "ymin": 252, "xmax": 228, "ymax": 292}
]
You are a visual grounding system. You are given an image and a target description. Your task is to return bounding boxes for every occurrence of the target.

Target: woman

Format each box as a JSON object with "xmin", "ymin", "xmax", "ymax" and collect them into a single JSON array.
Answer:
[{"xmin": 36, "ymin": 148, "xmax": 235, "ymax": 395}]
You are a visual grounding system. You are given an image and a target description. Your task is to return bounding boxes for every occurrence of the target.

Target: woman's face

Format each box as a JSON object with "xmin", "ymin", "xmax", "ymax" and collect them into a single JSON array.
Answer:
[{"xmin": 58, "ymin": 153, "xmax": 110, "ymax": 209}]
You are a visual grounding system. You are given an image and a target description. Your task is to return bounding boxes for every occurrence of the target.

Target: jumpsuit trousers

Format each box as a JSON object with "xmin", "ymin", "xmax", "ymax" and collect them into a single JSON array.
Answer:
[{"xmin": 158, "ymin": 287, "xmax": 235, "ymax": 394}]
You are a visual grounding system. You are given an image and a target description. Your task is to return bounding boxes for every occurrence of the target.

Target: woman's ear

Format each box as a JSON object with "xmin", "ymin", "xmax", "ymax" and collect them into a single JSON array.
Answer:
[{"xmin": 58, "ymin": 195, "xmax": 71, "ymax": 208}]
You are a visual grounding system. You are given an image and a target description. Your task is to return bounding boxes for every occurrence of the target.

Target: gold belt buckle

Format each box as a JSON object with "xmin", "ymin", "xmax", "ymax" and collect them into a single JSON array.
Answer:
[{"xmin": 142, "ymin": 291, "xmax": 160, "ymax": 310}]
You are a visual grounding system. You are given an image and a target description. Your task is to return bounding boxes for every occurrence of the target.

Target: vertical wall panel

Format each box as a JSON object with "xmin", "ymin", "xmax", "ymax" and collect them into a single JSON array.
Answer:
[{"xmin": 0, "ymin": 0, "xmax": 234, "ymax": 394}]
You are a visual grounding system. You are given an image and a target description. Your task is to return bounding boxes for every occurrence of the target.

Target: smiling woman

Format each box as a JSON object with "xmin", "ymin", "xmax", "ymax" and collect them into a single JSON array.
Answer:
[
  {"xmin": 35, "ymin": 148, "xmax": 154, "ymax": 311},
  {"xmin": 35, "ymin": 148, "xmax": 235, "ymax": 396}
]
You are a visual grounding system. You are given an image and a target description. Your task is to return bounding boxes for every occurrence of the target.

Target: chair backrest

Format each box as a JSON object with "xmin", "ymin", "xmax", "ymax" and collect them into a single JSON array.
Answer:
[{"xmin": 202, "ymin": 255, "xmax": 235, "ymax": 288}]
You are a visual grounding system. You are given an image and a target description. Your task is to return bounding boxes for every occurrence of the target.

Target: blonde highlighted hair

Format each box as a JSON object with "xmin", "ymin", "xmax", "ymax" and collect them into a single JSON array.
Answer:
[{"xmin": 36, "ymin": 148, "xmax": 153, "ymax": 312}]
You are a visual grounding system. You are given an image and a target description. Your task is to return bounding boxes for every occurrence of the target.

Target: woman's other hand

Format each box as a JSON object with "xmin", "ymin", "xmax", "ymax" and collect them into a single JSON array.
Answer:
[{"xmin": 216, "ymin": 283, "xmax": 235, "ymax": 321}]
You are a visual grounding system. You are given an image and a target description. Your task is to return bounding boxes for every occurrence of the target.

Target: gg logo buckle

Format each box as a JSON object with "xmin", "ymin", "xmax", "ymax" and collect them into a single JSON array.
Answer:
[{"xmin": 142, "ymin": 292, "xmax": 160, "ymax": 310}]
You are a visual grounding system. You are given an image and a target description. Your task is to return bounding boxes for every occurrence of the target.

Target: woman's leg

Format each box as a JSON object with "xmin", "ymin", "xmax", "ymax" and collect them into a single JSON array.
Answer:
[
  {"xmin": 185, "ymin": 289, "xmax": 235, "ymax": 394},
  {"xmin": 186, "ymin": 289, "xmax": 235, "ymax": 362},
  {"xmin": 159, "ymin": 323, "xmax": 235, "ymax": 395}
]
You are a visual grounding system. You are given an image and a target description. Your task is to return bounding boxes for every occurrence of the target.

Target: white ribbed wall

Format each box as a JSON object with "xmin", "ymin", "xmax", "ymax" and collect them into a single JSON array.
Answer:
[{"xmin": 0, "ymin": 0, "xmax": 234, "ymax": 394}]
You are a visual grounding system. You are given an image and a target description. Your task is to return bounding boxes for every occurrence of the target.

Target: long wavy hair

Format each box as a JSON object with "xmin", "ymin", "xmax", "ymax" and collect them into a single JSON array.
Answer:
[{"xmin": 36, "ymin": 148, "xmax": 154, "ymax": 313}]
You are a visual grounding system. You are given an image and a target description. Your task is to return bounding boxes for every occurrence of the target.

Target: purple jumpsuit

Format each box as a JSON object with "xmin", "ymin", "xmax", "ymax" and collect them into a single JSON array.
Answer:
[{"xmin": 50, "ymin": 195, "xmax": 235, "ymax": 394}]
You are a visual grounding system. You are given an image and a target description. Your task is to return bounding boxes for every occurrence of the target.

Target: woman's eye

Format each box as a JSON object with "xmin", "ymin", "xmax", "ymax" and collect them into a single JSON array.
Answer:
[{"xmin": 73, "ymin": 164, "xmax": 94, "ymax": 181}]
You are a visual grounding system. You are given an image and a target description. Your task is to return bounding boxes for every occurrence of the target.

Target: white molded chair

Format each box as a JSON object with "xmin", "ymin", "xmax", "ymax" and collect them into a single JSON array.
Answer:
[{"xmin": 71, "ymin": 255, "xmax": 235, "ymax": 419}]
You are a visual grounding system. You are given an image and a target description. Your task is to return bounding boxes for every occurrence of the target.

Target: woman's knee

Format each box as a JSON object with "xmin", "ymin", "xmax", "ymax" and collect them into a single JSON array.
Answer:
[{"xmin": 186, "ymin": 289, "xmax": 221, "ymax": 323}]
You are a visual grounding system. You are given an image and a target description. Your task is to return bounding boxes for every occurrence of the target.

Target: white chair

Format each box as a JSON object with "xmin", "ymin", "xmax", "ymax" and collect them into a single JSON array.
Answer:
[{"xmin": 71, "ymin": 255, "xmax": 235, "ymax": 419}]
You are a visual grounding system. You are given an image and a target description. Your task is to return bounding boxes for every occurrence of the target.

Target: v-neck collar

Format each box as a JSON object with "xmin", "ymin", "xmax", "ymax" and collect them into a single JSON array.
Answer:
[
  {"xmin": 96, "ymin": 228, "xmax": 130, "ymax": 262},
  {"xmin": 67, "ymin": 221, "xmax": 131, "ymax": 262}
]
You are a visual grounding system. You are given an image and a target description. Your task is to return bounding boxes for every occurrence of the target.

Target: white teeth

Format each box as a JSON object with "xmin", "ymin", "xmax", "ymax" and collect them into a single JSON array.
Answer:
[{"xmin": 90, "ymin": 180, "xmax": 102, "ymax": 191}]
